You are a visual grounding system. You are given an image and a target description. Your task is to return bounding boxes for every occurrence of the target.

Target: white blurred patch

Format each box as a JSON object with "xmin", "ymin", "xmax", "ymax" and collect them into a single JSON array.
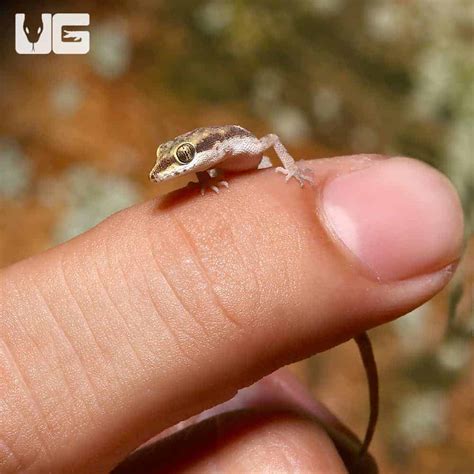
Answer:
[
  {"xmin": 252, "ymin": 69, "xmax": 284, "ymax": 110},
  {"xmin": 436, "ymin": 339, "xmax": 471, "ymax": 372},
  {"xmin": 306, "ymin": 0, "xmax": 345, "ymax": 16},
  {"xmin": 269, "ymin": 106, "xmax": 311, "ymax": 144},
  {"xmin": 89, "ymin": 19, "xmax": 131, "ymax": 79},
  {"xmin": 365, "ymin": 3, "xmax": 407, "ymax": 42},
  {"xmin": 195, "ymin": 0, "xmax": 234, "ymax": 33},
  {"xmin": 50, "ymin": 80, "xmax": 84, "ymax": 116},
  {"xmin": 411, "ymin": 48, "xmax": 455, "ymax": 120},
  {"xmin": 397, "ymin": 391, "xmax": 447, "ymax": 445},
  {"xmin": 391, "ymin": 303, "xmax": 430, "ymax": 355},
  {"xmin": 49, "ymin": 165, "xmax": 140, "ymax": 243},
  {"xmin": 313, "ymin": 87, "xmax": 342, "ymax": 123},
  {"xmin": 0, "ymin": 138, "xmax": 32, "ymax": 199}
]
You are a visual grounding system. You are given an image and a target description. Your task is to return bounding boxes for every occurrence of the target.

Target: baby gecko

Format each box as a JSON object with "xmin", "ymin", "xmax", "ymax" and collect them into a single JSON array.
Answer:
[
  {"xmin": 149, "ymin": 125, "xmax": 378, "ymax": 460},
  {"xmin": 149, "ymin": 124, "xmax": 311, "ymax": 192}
]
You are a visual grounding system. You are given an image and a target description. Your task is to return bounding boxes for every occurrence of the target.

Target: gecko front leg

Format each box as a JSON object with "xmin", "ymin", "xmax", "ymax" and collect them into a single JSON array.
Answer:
[
  {"xmin": 188, "ymin": 170, "xmax": 229, "ymax": 195},
  {"xmin": 258, "ymin": 134, "xmax": 313, "ymax": 187}
]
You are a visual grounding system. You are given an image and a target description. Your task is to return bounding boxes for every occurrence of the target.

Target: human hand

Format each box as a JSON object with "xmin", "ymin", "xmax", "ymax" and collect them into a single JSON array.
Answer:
[{"xmin": 0, "ymin": 155, "xmax": 463, "ymax": 472}]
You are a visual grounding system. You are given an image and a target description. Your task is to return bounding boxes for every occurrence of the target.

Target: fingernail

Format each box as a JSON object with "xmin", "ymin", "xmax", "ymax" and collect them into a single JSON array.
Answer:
[{"xmin": 322, "ymin": 158, "xmax": 464, "ymax": 281}]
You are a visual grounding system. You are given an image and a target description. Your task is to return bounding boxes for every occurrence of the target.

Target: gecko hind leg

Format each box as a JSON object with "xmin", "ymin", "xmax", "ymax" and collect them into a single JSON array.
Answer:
[
  {"xmin": 258, "ymin": 134, "xmax": 313, "ymax": 187},
  {"xmin": 257, "ymin": 155, "xmax": 273, "ymax": 169}
]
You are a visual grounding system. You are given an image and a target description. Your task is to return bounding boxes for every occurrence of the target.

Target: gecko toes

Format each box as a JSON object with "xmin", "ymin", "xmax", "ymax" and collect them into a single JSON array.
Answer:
[{"xmin": 276, "ymin": 166, "xmax": 313, "ymax": 187}]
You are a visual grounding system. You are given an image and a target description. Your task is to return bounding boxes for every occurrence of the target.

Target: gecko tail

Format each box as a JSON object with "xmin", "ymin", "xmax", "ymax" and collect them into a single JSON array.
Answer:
[{"xmin": 354, "ymin": 332, "xmax": 379, "ymax": 459}]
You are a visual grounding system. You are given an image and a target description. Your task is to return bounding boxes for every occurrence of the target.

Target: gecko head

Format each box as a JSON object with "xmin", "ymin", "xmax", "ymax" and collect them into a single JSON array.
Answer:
[{"xmin": 149, "ymin": 139, "xmax": 201, "ymax": 183}]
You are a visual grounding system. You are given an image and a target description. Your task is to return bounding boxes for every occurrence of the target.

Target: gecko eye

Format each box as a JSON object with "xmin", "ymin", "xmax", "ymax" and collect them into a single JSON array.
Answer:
[
  {"xmin": 174, "ymin": 142, "xmax": 195, "ymax": 165},
  {"xmin": 25, "ymin": 26, "xmax": 30, "ymax": 34}
]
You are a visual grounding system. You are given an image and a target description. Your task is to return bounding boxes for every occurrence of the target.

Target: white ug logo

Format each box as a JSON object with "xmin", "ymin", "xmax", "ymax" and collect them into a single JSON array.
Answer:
[{"xmin": 15, "ymin": 13, "xmax": 90, "ymax": 54}]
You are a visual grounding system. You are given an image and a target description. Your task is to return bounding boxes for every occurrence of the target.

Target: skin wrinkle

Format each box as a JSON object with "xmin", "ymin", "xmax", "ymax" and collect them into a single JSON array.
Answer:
[
  {"xmin": 226, "ymin": 213, "xmax": 264, "ymax": 319},
  {"xmin": 235, "ymin": 199, "xmax": 278, "ymax": 320},
  {"xmin": 0, "ymin": 325, "xmax": 54, "ymax": 470},
  {"xmin": 0, "ymin": 340, "xmax": 47, "ymax": 473},
  {"xmin": 145, "ymin": 266, "xmax": 201, "ymax": 369},
  {"xmin": 0, "ymin": 278, "xmax": 63, "ymax": 466},
  {"xmin": 36, "ymin": 263, "xmax": 104, "ymax": 412},
  {"xmin": 144, "ymin": 223, "xmax": 206, "ymax": 367},
  {"xmin": 109, "ymin": 233, "xmax": 189, "ymax": 375},
  {"xmin": 226, "ymin": 418, "xmax": 342, "ymax": 474},
  {"xmin": 110, "ymin": 222, "xmax": 194, "ymax": 366},
  {"xmin": 261, "ymin": 190, "xmax": 305, "ymax": 295},
  {"xmin": 88, "ymin": 256, "xmax": 146, "ymax": 390},
  {"xmin": 60, "ymin": 250, "xmax": 122, "ymax": 390},
  {"xmin": 214, "ymin": 201, "xmax": 276, "ymax": 329},
  {"xmin": 57, "ymin": 251, "xmax": 111, "ymax": 406},
  {"xmin": 169, "ymin": 209, "xmax": 244, "ymax": 331},
  {"xmin": 61, "ymin": 250, "xmax": 128, "ymax": 396},
  {"xmin": 273, "ymin": 422, "xmax": 345, "ymax": 474},
  {"xmin": 283, "ymin": 428, "xmax": 335, "ymax": 474},
  {"xmin": 247, "ymin": 437, "xmax": 291, "ymax": 473},
  {"xmin": 265, "ymin": 430, "xmax": 306, "ymax": 472},
  {"xmin": 72, "ymin": 242, "xmax": 135, "ymax": 386},
  {"xmin": 179, "ymin": 195, "xmax": 264, "ymax": 327},
  {"xmin": 28, "ymin": 274, "xmax": 100, "ymax": 432},
  {"xmin": 251, "ymin": 204, "xmax": 304, "ymax": 334},
  {"xmin": 99, "ymin": 242, "xmax": 148, "ymax": 376},
  {"xmin": 104, "ymin": 243, "xmax": 152, "ymax": 366},
  {"xmin": 146, "ymin": 213, "xmax": 212, "ymax": 339},
  {"xmin": 0, "ymin": 428, "xmax": 25, "ymax": 472}
]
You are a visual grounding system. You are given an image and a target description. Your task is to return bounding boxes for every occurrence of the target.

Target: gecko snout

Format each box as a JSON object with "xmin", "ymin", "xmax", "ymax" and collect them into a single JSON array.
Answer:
[{"xmin": 149, "ymin": 165, "xmax": 159, "ymax": 182}]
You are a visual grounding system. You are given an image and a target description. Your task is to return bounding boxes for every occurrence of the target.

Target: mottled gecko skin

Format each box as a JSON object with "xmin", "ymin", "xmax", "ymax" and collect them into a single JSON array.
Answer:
[
  {"xmin": 149, "ymin": 125, "xmax": 262, "ymax": 182},
  {"xmin": 149, "ymin": 125, "xmax": 312, "ymax": 188}
]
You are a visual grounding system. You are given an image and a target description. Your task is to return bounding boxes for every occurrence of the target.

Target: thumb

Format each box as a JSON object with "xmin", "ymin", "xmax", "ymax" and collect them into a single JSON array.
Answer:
[{"xmin": 0, "ymin": 155, "xmax": 463, "ymax": 472}]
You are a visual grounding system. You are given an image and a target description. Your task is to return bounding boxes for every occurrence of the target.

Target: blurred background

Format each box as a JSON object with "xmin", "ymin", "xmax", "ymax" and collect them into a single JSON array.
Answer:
[{"xmin": 0, "ymin": 1, "xmax": 472, "ymax": 472}]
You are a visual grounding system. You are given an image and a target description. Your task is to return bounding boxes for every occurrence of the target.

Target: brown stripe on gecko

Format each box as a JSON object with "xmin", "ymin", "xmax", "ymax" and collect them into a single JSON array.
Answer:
[
  {"xmin": 195, "ymin": 125, "xmax": 253, "ymax": 153},
  {"xmin": 154, "ymin": 154, "xmax": 175, "ymax": 172}
]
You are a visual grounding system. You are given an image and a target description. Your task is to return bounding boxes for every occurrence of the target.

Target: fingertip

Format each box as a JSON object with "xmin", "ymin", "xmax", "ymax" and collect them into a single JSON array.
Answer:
[{"xmin": 321, "ymin": 157, "xmax": 464, "ymax": 281}]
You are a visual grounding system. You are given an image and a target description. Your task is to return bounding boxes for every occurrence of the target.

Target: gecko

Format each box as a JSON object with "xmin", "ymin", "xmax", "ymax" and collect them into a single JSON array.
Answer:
[{"xmin": 149, "ymin": 125, "xmax": 379, "ymax": 460}]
